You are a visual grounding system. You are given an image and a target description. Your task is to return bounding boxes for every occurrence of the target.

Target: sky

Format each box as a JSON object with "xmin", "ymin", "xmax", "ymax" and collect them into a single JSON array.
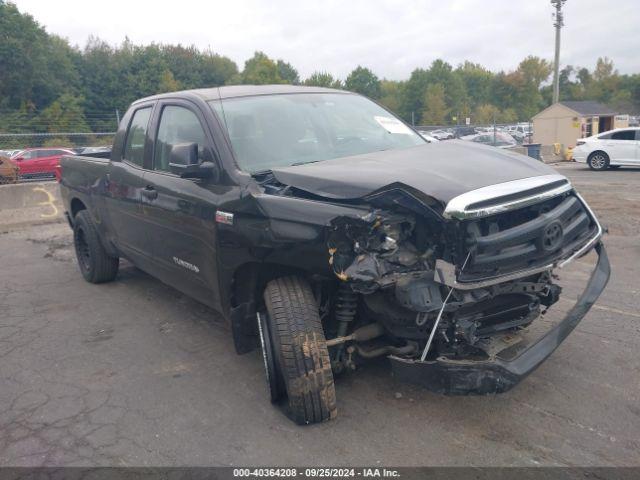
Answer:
[{"xmin": 13, "ymin": 0, "xmax": 640, "ymax": 80}]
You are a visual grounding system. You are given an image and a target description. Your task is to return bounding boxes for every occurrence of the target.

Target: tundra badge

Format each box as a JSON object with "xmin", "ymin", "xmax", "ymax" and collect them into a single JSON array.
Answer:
[{"xmin": 172, "ymin": 257, "xmax": 200, "ymax": 273}]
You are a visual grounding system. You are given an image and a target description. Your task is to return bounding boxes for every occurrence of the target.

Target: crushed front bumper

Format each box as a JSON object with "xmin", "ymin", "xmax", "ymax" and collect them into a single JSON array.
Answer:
[{"xmin": 389, "ymin": 242, "xmax": 610, "ymax": 395}]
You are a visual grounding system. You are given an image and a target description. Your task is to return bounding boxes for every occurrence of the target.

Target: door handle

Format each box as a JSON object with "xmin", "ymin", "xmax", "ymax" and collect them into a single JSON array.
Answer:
[{"xmin": 141, "ymin": 185, "xmax": 158, "ymax": 200}]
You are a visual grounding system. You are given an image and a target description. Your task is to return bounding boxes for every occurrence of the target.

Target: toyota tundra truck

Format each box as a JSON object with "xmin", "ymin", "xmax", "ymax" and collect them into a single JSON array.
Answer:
[{"xmin": 59, "ymin": 85, "xmax": 610, "ymax": 425}]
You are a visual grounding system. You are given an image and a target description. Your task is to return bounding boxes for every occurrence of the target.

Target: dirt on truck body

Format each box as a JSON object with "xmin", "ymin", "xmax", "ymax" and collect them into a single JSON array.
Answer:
[{"xmin": 59, "ymin": 85, "xmax": 609, "ymax": 425}]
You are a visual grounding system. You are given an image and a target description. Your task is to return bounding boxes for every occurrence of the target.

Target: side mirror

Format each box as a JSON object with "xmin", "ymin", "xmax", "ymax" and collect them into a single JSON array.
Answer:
[
  {"xmin": 169, "ymin": 143, "xmax": 218, "ymax": 180},
  {"xmin": 14, "ymin": 156, "xmax": 24, "ymax": 162}
]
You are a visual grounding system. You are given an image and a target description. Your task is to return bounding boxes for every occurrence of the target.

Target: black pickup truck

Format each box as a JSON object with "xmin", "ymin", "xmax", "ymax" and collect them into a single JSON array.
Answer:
[{"xmin": 60, "ymin": 85, "xmax": 610, "ymax": 424}]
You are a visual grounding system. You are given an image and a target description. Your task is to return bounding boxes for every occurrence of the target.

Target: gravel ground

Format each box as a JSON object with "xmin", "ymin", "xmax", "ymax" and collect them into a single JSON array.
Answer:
[{"xmin": 0, "ymin": 163, "xmax": 639, "ymax": 467}]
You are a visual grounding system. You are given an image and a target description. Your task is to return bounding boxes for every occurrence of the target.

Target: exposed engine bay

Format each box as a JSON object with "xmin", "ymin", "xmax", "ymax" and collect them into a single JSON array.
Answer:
[{"xmin": 321, "ymin": 190, "xmax": 598, "ymax": 372}]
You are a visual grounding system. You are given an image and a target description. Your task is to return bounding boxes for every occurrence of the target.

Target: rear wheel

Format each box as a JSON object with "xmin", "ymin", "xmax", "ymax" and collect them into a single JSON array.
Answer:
[
  {"xmin": 588, "ymin": 151, "xmax": 609, "ymax": 171},
  {"xmin": 263, "ymin": 276, "xmax": 337, "ymax": 424},
  {"xmin": 73, "ymin": 210, "xmax": 119, "ymax": 283}
]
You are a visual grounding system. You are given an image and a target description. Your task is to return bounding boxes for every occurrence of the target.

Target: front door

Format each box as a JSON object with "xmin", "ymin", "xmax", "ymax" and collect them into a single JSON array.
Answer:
[
  {"xmin": 14, "ymin": 150, "xmax": 38, "ymax": 177},
  {"xmin": 139, "ymin": 101, "xmax": 223, "ymax": 310}
]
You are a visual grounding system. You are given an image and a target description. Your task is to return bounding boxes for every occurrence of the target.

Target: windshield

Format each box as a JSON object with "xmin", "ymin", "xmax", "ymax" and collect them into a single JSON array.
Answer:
[{"xmin": 209, "ymin": 93, "xmax": 424, "ymax": 173}]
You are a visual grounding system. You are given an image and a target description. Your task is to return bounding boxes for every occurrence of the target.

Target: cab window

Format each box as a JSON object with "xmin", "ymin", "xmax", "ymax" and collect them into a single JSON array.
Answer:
[
  {"xmin": 123, "ymin": 107, "xmax": 152, "ymax": 166},
  {"xmin": 154, "ymin": 105, "xmax": 208, "ymax": 172}
]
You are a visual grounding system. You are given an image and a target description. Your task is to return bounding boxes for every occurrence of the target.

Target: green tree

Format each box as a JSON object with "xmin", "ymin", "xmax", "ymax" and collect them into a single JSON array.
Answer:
[
  {"xmin": 38, "ymin": 93, "xmax": 90, "ymax": 133},
  {"xmin": 276, "ymin": 60, "xmax": 300, "ymax": 84},
  {"xmin": 0, "ymin": 2, "xmax": 79, "ymax": 109},
  {"xmin": 304, "ymin": 71, "xmax": 342, "ymax": 88},
  {"xmin": 474, "ymin": 104, "xmax": 501, "ymax": 124},
  {"xmin": 421, "ymin": 84, "xmax": 448, "ymax": 125},
  {"xmin": 379, "ymin": 80, "xmax": 403, "ymax": 114},
  {"xmin": 456, "ymin": 61, "xmax": 493, "ymax": 109},
  {"xmin": 240, "ymin": 51, "xmax": 282, "ymax": 84},
  {"xmin": 345, "ymin": 66, "xmax": 381, "ymax": 99},
  {"xmin": 158, "ymin": 69, "xmax": 181, "ymax": 93}
]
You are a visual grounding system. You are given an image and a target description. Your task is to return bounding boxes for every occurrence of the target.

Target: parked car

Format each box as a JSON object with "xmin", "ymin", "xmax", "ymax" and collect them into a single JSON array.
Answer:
[
  {"xmin": 505, "ymin": 124, "xmax": 532, "ymax": 144},
  {"xmin": 453, "ymin": 125, "xmax": 478, "ymax": 138},
  {"xmin": 429, "ymin": 129, "xmax": 454, "ymax": 140},
  {"xmin": 417, "ymin": 131, "xmax": 440, "ymax": 143},
  {"xmin": 0, "ymin": 154, "xmax": 19, "ymax": 184},
  {"xmin": 468, "ymin": 132, "xmax": 518, "ymax": 149},
  {"xmin": 11, "ymin": 148, "xmax": 76, "ymax": 179},
  {"xmin": 572, "ymin": 127, "xmax": 640, "ymax": 171},
  {"xmin": 60, "ymin": 85, "xmax": 609, "ymax": 425}
]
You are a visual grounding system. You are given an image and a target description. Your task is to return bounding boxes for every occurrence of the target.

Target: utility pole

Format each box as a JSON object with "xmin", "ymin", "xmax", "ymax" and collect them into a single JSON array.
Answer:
[{"xmin": 551, "ymin": 0, "xmax": 566, "ymax": 104}]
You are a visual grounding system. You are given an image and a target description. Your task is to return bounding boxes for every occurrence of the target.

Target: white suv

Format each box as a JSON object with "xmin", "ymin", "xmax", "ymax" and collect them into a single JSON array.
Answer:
[{"xmin": 573, "ymin": 127, "xmax": 640, "ymax": 171}]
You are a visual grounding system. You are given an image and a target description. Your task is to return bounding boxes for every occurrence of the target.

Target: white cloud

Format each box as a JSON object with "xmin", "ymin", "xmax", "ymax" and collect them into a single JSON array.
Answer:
[{"xmin": 13, "ymin": 0, "xmax": 640, "ymax": 79}]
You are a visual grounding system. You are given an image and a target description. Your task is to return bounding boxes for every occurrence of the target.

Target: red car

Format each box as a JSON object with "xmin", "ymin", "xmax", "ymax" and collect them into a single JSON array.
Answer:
[{"xmin": 11, "ymin": 148, "xmax": 75, "ymax": 179}]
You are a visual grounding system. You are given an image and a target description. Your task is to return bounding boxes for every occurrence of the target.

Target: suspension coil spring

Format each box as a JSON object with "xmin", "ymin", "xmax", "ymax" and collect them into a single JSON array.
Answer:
[{"xmin": 335, "ymin": 284, "xmax": 358, "ymax": 326}]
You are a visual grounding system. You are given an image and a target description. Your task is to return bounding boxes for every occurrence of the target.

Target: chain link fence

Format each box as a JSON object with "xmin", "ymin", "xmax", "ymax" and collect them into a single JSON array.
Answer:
[
  {"xmin": 414, "ymin": 122, "xmax": 534, "ymax": 144},
  {"xmin": 0, "ymin": 132, "xmax": 114, "ymax": 184}
]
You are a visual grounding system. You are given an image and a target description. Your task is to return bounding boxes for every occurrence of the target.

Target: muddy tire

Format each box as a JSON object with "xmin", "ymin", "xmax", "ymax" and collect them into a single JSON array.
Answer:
[
  {"xmin": 263, "ymin": 276, "xmax": 337, "ymax": 424},
  {"xmin": 73, "ymin": 210, "xmax": 119, "ymax": 283},
  {"xmin": 587, "ymin": 151, "xmax": 609, "ymax": 171}
]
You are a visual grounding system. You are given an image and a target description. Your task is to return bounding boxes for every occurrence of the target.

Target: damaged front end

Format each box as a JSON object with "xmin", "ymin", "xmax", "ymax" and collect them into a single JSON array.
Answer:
[{"xmin": 321, "ymin": 180, "xmax": 609, "ymax": 394}]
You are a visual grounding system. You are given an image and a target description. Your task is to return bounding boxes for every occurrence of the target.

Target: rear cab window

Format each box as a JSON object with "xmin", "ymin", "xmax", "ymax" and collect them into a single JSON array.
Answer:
[{"xmin": 123, "ymin": 107, "xmax": 152, "ymax": 166}]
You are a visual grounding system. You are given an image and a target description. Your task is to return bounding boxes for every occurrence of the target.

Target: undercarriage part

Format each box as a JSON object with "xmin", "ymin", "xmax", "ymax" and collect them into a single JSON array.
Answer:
[
  {"xmin": 540, "ymin": 283, "xmax": 562, "ymax": 307},
  {"xmin": 394, "ymin": 272, "xmax": 443, "ymax": 313},
  {"xmin": 362, "ymin": 292, "xmax": 429, "ymax": 340},
  {"xmin": 335, "ymin": 283, "xmax": 358, "ymax": 328},
  {"xmin": 325, "ymin": 322, "xmax": 385, "ymax": 347},
  {"xmin": 334, "ymin": 284, "xmax": 357, "ymax": 338},
  {"xmin": 349, "ymin": 342, "xmax": 417, "ymax": 359},
  {"xmin": 389, "ymin": 242, "xmax": 610, "ymax": 395},
  {"xmin": 420, "ymin": 251, "xmax": 471, "ymax": 361},
  {"xmin": 332, "ymin": 284, "xmax": 358, "ymax": 370}
]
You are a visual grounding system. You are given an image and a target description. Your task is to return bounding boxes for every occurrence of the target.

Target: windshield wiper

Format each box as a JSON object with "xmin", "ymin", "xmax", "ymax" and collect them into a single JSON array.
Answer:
[
  {"xmin": 291, "ymin": 160, "xmax": 322, "ymax": 167},
  {"xmin": 251, "ymin": 168, "xmax": 273, "ymax": 176}
]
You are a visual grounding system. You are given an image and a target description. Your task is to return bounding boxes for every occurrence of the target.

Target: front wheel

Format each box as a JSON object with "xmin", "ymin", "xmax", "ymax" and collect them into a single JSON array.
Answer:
[
  {"xmin": 588, "ymin": 152, "xmax": 609, "ymax": 171},
  {"xmin": 73, "ymin": 210, "xmax": 119, "ymax": 283},
  {"xmin": 263, "ymin": 276, "xmax": 337, "ymax": 424}
]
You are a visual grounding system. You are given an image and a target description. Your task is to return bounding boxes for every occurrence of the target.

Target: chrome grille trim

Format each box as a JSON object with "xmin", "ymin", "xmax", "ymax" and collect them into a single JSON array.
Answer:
[
  {"xmin": 443, "ymin": 174, "xmax": 573, "ymax": 220},
  {"xmin": 435, "ymin": 193, "xmax": 604, "ymax": 290}
]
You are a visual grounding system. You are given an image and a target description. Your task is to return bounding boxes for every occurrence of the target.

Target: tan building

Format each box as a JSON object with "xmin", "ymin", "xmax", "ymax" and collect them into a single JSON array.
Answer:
[{"xmin": 532, "ymin": 101, "xmax": 629, "ymax": 147}]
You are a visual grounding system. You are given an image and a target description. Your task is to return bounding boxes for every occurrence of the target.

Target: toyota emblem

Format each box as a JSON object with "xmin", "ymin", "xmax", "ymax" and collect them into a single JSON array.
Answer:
[{"xmin": 540, "ymin": 220, "xmax": 564, "ymax": 252}]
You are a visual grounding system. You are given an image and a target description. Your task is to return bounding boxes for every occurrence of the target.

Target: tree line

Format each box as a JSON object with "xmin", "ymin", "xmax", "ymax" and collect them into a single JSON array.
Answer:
[{"xmin": 1, "ymin": 0, "xmax": 639, "ymax": 140}]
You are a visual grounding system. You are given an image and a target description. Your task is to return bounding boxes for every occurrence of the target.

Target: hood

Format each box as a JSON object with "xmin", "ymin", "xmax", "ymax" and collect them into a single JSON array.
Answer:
[{"xmin": 270, "ymin": 141, "xmax": 557, "ymax": 205}]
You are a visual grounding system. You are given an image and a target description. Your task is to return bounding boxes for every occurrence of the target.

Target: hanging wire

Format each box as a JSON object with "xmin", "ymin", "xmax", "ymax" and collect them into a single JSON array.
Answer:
[{"xmin": 420, "ymin": 251, "xmax": 472, "ymax": 362}]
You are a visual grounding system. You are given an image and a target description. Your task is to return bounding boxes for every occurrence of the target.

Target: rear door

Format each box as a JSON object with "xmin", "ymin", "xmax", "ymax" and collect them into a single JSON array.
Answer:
[
  {"xmin": 603, "ymin": 129, "xmax": 637, "ymax": 163},
  {"xmin": 33, "ymin": 150, "xmax": 54, "ymax": 176},
  {"xmin": 103, "ymin": 105, "xmax": 154, "ymax": 265},
  {"xmin": 139, "ymin": 100, "xmax": 223, "ymax": 309}
]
